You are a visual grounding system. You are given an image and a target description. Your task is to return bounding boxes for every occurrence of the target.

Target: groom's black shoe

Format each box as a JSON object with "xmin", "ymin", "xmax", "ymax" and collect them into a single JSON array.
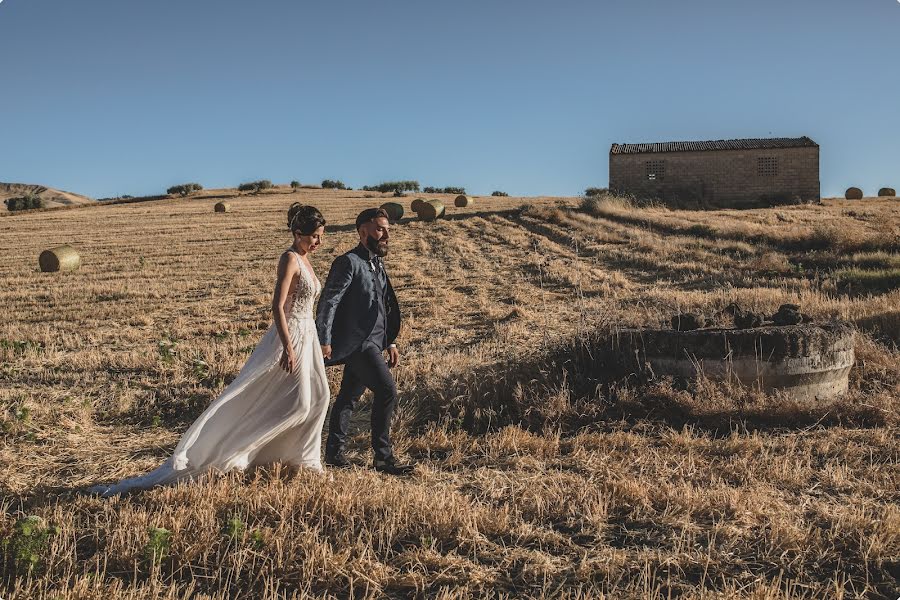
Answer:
[
  {"xmin": 373, "ymin": 456, "xmax": 415, "ymax": 476},
  {"xmin": 325, "ymin": 450, "xmax": 352, "ymax": 469}
]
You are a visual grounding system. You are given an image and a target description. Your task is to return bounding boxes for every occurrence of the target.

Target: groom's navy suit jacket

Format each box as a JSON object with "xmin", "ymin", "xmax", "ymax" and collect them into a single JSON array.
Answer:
[{"xmin": 316, "ymin": 244, "xmax": 401, "ymax": 366}]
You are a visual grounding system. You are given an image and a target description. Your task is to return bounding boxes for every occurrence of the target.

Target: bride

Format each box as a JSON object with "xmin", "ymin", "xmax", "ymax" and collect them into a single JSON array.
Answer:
[{"xmin": 88, "ymin": 204, "xmax": 331, "ymax": 497}]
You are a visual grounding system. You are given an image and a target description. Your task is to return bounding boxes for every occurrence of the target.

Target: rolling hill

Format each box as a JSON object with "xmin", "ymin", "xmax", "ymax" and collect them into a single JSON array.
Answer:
[{"xmin": 0, "ymin": 182, "xmax": 95, "ymax": 212}]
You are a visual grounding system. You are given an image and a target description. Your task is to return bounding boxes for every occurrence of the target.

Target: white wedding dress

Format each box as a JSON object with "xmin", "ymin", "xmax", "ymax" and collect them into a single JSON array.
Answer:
[{"xmin": 89, "ymin": 251, "xmax": 330, "ymax": 497}]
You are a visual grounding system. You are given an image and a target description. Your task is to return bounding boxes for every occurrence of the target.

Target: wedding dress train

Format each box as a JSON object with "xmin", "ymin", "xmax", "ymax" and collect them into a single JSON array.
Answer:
[{"xmin": 89, "ymin": 251, "xmax": 329, "ymax": 496}]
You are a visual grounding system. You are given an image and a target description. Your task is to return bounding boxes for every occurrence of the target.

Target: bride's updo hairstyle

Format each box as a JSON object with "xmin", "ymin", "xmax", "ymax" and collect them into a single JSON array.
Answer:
[{"xmin": 287, "ymin": 203, "xmax": 326, "ymax": 235}]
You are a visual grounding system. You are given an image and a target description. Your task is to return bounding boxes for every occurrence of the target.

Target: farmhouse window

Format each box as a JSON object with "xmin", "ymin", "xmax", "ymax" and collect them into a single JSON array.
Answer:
[
  {"xmin": 645, "ymin": 160, "xmax": 665, "ymax": 182},
  {"xmin": 757, "ymin": 156, "xmax": 778, "ymax": 177}
]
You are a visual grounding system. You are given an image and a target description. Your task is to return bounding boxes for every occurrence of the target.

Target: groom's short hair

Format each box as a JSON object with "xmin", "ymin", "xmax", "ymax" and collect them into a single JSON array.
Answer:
[{"xmin": 356, "ymin": 207, "xmax": 389, "ymax": 229}]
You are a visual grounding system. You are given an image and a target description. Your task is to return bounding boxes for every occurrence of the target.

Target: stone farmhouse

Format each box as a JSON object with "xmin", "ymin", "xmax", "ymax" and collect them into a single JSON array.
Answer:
[{"xmin": 609, "ymin": 137, "xmax": 820, "ymax": 208}]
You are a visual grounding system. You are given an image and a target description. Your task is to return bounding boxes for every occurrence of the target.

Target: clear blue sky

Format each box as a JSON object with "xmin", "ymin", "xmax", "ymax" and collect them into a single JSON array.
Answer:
[{"xmin": 1, "ymin": 0, "xmax": 898, "ymax": 199}]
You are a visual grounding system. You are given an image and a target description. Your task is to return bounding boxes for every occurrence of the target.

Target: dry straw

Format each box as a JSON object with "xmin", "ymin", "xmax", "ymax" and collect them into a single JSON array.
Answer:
[
  {"xmin": 878, "ymin": 187, "xmax": 896, "ymax": 198},
  {"xmin": 454, "ymin": 194, "xmax": 473, "ymax": 207},
  {"xmin": 39, "ymin": 245, "xmax": 80, "ymax": 272},
  {"xmin": 410, "ymin": 198, "xmax": 425, "ymax": 212},
  {"xmin": 416, "ymin": 199, "xmax": 445, "ymax": 222},
  {"xmin": 214, "ymin": 202, "xmax": 231, "ymax": 213},
  {"xmin": 845, "ymin": 187, "xmax": 863, "ymax": 200},
  {"xmin": 379, "ymin": 202, "xmax": 404, "ymax": 223}
]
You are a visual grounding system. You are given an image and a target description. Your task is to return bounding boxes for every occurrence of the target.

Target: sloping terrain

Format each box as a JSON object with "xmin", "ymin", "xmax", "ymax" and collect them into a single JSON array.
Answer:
[
  {"xmin": 0, "ymin": 189, "xmax": 898, "ymax": 599},
  {"xmin": 0, "ymin": 182, "xmax": 95, "ymax": 212}
]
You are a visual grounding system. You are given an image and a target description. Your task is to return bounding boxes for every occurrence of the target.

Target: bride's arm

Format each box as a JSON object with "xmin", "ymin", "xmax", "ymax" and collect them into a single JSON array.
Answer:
[{"xmin": 272, "ymin": 253, "xmax": 299, "ymax": 365}]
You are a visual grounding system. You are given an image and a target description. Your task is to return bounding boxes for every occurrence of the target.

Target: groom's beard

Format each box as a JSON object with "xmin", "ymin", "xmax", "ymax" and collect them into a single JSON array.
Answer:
[{"xmin": 366, "ymin": 235, "xmax": 389, "ymax": 257}]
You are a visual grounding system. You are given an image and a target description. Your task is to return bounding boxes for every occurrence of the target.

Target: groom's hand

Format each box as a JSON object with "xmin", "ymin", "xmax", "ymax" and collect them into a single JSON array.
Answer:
[
  {"xmin": 387, "ymin": 346, "xmax": 400, "ymax": 368},
  {"xmin": 321, "ymin": 345, "xmax": 332, "ymax": 360}
]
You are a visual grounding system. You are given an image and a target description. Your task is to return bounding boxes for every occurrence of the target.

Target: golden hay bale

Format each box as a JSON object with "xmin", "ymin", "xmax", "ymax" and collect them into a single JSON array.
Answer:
[
  {"xmin": 379, "ymin": 202, "xmax": 404, "ymax": 222},
  {"xmin": 845, "ymin": 187, "xmax": 863, "ymax": 200},
  {"xmin": 877, "ymin": 187, "xmax": 896, "ymax": 197},
  {"xmin": 417, "ymin": 199, "xmax": 445, "ymax": 222},
  {"xmin": 214, "ymin": 202, "xmax": 231, "ymax": 213},
  {"xmin": 454, "ymin": 194, "xmax": 473, "ymax": 207},
  {"xmin": 410, "ymin": 198, "xmax": 425, "ymax": 212},
  {"xmin": 39, "ymin": 245, "xmax": 80, "ymax": 273}
]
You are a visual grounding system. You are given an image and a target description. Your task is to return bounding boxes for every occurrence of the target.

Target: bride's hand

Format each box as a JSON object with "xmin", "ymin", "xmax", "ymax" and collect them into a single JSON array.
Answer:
[{"xmin": 280, "ymin": 349, "xmax": 296, "ymax": 373}]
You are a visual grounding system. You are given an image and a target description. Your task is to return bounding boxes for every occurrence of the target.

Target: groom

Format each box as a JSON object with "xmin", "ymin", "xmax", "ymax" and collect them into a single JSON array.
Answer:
[{"xmin": 316, "ymin": 207, "xmax": 414, "ymax": 476}]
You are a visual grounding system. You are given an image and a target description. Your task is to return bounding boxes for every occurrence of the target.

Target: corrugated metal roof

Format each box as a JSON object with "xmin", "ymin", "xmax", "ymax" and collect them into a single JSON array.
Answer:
[{"xmin": 609, "ymin": 137, "xmax": 818, "ymax": 155}]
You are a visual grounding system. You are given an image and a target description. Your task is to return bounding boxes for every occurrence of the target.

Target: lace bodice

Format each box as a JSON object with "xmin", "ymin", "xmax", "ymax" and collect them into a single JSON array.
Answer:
[{"xmin": 286, "ymin": 251, "xmax": 321, "ymax": 323}]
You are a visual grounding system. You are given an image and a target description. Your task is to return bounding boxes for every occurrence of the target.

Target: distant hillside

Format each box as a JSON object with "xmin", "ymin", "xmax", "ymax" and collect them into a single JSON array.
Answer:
[{"xmin": 0, "ymin": 182, "xmax": 95, "ymax": 212}]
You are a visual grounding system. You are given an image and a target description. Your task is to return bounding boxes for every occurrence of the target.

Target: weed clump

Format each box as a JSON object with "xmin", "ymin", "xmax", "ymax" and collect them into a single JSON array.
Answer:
[
  {"xmin": 1, "ymin": 516, "xmax": 59, "ymax": 575},
  {"xmin": 143, "ymin": 527, "xmax": 171, "ymax": 565}
]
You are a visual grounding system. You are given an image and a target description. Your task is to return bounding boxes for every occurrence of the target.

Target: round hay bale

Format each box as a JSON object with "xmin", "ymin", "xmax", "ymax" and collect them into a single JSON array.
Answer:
[
  {"xmin": 417, "ymin": 199, "xmax": 445, "ymax": 222},
  {"xmin": 877, "ymin": 187, "xmax": 896, "ymax": 197},
  {"xmin": 214, "ymin": 202, "xmax": 231, "ymax": 213},
  {"xmin": 454, "ymin": 194, "xmax": 472, "ymax": 207},
  {"xmin": 845, "ymin": 187, "xmax": 863, "ymax": 200},
  {"xmin": 379, "ymin": 202, "xmax": 404, "ymax": 223},
  {"xmin": 39, "ymin": 245, "xmax": 80, "ymax": 273},
  {"xmin": 410, "ymin": 198, "xmax": 425, "ymax": 212}
]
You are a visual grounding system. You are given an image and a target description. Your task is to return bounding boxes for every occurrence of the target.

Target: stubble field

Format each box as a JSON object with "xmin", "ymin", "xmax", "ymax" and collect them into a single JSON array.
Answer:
[{"xmin": 1, "ymin": 188, "xmax": 898, "ymax": 599}]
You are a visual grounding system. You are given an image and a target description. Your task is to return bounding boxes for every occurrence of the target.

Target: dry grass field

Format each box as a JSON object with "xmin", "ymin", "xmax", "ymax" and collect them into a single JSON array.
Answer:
[{"xmin": 1, "ymin": 188, "xmax": 898, "ymax": 599}]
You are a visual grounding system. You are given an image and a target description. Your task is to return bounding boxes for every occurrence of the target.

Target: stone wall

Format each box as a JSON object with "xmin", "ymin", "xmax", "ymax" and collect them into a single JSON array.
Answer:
[{"xmin": 609, "ymin": 147, "xmax": 820, "ymax": 208}]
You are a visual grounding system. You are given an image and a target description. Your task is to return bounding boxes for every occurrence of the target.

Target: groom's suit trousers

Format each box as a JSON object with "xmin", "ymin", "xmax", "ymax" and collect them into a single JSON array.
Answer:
[{"xmin": 326, "ymin": 345, "xmax": 397, "ymax": 461}]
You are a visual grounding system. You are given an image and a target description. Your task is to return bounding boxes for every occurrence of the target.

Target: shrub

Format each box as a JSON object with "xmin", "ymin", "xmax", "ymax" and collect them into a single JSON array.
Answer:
[
  {"xmin": 5, "ymin": 193, "xmax": 42, "ymax": 211},
  {"xmin": 237, "ymin": 180, "xmax": 273, "ymax": 193},
  {"xmin": 166, "ymin": 183, "xmax": 203, "ymax": 197},
  {"xmin": 321, "ymin": 179, "xmax": 347, "ymax": 190},
  {"xmin": 362, "ymin": 180, "xmax": 419, "ymax": 194},
  {"xmin": 491, "ymin": 191, "xmax": 509, "ymax": 197},
  {"xmin": 423, "ymin": 186, "xmax": 466, "ymax": 195},
  {"xmin": 290, "ymin": 180, "xmax": 301, "ymax": 189},
  {"xmin": 584, "ymin": 187, "xmax": 608, "ymax": 197}
]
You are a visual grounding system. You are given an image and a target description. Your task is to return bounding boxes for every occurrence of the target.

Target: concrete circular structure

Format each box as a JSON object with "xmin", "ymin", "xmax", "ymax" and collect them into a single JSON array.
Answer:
[{"xmin": 612, "ymin": 323, "xmax": 855, "ymax": 402}]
